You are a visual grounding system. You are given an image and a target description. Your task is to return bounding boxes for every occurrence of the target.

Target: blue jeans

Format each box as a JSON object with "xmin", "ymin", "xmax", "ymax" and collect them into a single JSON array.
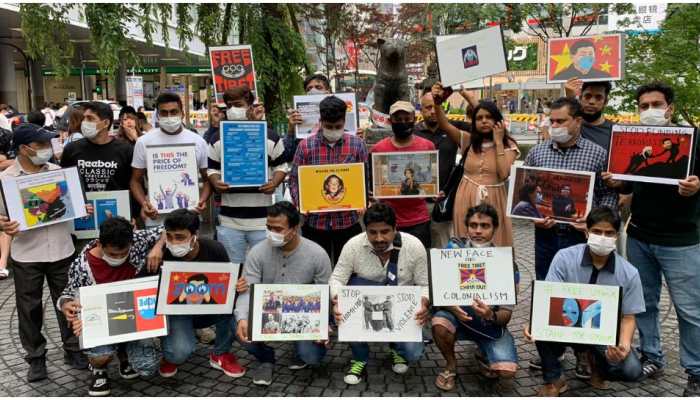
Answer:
[
  {"xmin": 536, "ymin": 341, "xmax": 641, "ymax": 383},
  {"xmin": 241, "ymin": 340, "xmax": 326, "ymax": 365},
  {"xmin": 534, "ymin": 226, "xmax": 586, "ymax": 280},
  {"xmin": 161, "ymin": 314, "xmax": 234, "ymax": 364},
  {"xmin": 349, "ymin": 341, "xmax": 424, "ymax": 363},
  {"xmin": 85, "ymin": 339, "xmax": 159, "ymax": 376},
  {"xmin": 216, "ymin": 226, "xmax": 267, "ymax": 264},
  {"xmin": 626, "ymin": 236, "xmax": 700, "ymax": 376}
]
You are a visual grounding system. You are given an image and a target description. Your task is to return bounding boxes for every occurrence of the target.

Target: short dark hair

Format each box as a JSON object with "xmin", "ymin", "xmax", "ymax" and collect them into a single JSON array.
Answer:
[
  {"xmin": 518, "ymin": 183, "xmax": 537, "ymax": 203},
  {"xmin": 119, "ymin": 105, "xmax": 137, "ymax": 120},
  {"xmin": 465, "ymin": 203, "xmax": 499, "ymax": 230},
  {"xmin": 98, "ymin": 217, "xmax": 134, "ymax": 249},
  {"xmin": 581, "ymin": 81, "xmax": 612, "ymax": 99},
  {"xmin": 550, "ymin": 97, "xmax": 583, "ymax": 118},
  {"xmin": 156, "ymin": 92, "xmax": 183, "ymax": 112},
  {"xmin": 187, "ymin": 273, "xmax": 208, "ymax": 284},
  {"xmin": 84, "ymin": 101, "xmax": 114, "ymax": 128},
  {"xmin": 570, "ymin": 40, "xmax": 595, "ymax": 55},
  {"xmin": 223, "ymin": 85, "xmax": 255, "ymax": 106},
  {"xmin": 363, "ymin": 202, "xmax": 397, "ymax": 227},
  {"xmin": 303, "ymin": 74, "xmax": 330, "ymax": 91},
  {"xmin": 267, "ymin": 201, "xmax": 301, "ymax": 228},
  {"xmin": 319, "ymin": 96, "xmax": 347, "ymax": 123},
  {"xmin": 164, "ymin": 209, "xmax": 200, "ymax": 234},
  {"xmin": 586, "ymin": 206, "xmax": 621, "ymax": 232},
  {"xmin": 26, "ymin": 111, "xmax": 45, "ymax": 126},
  {"xmin": 636, "ymin": 82, "xmax": 674, "ymax": 105}
]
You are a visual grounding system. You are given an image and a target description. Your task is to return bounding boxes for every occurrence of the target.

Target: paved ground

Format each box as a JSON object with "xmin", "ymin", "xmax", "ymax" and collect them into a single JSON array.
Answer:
[{"xmin": 0, "ymin": 220, "xmax": 687, "ymax": 396}]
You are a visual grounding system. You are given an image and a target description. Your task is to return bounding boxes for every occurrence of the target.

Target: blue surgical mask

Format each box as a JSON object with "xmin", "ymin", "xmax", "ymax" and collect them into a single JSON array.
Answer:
[{"xmin": 578, "ymin": 56, "xmax": 594, "ymax": 70}]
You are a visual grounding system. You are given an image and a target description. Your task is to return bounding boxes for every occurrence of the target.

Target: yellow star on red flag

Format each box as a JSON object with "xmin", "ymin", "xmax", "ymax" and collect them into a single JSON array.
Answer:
[
  {"xmin": 599, "ymin": 61, "xmax": 612, "ymax": 73},
  {"xmin": 551, "ymin": 43, "xmax": 573, "ymax": 76},
  {"xmin": 600, "ymin": 45, "xmax": 612, "ymax": 56}
]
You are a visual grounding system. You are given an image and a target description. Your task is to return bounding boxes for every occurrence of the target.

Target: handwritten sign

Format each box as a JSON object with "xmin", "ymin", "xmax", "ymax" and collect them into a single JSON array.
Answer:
[
  {"xmin": 220, "ymin": 121, "xmax": 269, "ymax": 187},
  {"xmin": 145, "ymin": 144, "xmax": 199, "ymax": 214}
]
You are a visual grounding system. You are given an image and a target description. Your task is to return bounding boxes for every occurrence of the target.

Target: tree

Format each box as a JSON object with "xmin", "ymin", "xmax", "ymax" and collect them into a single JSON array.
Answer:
[{"xmin": 517, "ymin": 3, "xmax": 634, "ymax": 40}]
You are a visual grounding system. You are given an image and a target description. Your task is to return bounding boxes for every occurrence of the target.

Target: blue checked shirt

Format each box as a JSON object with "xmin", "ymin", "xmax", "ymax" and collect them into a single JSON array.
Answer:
[{"xmin": 524, "ymin": 136, "xmax": 617, "ymax": 211}]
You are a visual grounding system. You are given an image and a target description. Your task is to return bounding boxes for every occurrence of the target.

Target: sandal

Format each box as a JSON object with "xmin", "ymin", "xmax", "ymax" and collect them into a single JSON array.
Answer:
[{"xmin": 435, "ymin": 370, "xmax": 457, "ymax": 391}]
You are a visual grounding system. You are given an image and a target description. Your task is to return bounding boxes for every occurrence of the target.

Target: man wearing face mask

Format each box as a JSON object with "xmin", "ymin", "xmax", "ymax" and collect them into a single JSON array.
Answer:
[
  {"xmin": 158, "ymin": 209, "xmax": 247, "ymax": 379},
  {"xmin": 524, "ymin": 207, "xmax": 644, "ymax": 396},
  {"xmin": 603, "ymin": 83, "xmax": 700, "ymax": 395},
  {"xmin": 370, "ymin": 101, "xmax": 436, "ymax": 248},
  {"xmin": 58, "ymin": 217, "xmax": 165, "ymax": 396},
  {"xmin": 0, "ymin": 123, "xmax": 95, "ymax": 380},
  {"xmin": 288, "ymin": 96, "xmax": 368, "ymax": 265},
  {"xmin": 235, "ymin": 201, "xmax": 332, "ymax": 385}
]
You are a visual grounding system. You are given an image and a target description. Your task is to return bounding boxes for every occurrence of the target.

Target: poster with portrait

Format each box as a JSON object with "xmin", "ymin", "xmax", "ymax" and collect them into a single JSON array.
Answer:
[
  {"xmin": 249, "ymin": 284, "xmax": 330, "ymax": 342},
  {"xmin": 297, "ymin": 163, "xmax": 366, "ymax": 213},
  {"xmin": 435, "ymin": 26, "xmax": 508, "ymax": 87},
  {"xmin": 372, "ymin": 151, "xmax": 439, "ymax": 198},
  {"xmin": 156, "ymin": 261, "xmax": 240, "ymax": 315},
  {"xmin": 209, "ymin": 45, "xmax": 257, "ymax": 106},
  {"xmin": 73, "ymin": 190, "xmax": 131, "ymax": 239},
  {"xmin": 506, "ymin": 166, "xmax": 595, "ymax": 224},
  {"xmin": 530, "ymin": 280, "xmax": 622, "ymax": 346},
  {"xmin": 0, "ymin": 167, "xmax": 87, "ymax": 232},
  {"xmin": 79, "ymin": 276, "xmax": 168, "ymax": 349},
  {"xmin": 220, "ymin": 121, "xmax": 269, "ymax": 187},
  {"xmin": 293, "ymin": 93, "xmax": 358, "ymax": 139},
  {"xmin": 546, "ymin": 34, "xmax": 624, "ymax": 84},
  {"xmin": 145, "ymin": 144, "xmax": 200, "ymax": 214},
  {"xmin": 429, "ymin": 247, "xmax": 516, "ymax": 306},
  {"xmin": 337, "ymin": 286, "xmax": 422, "ymax": 342},
  {"xmin": 607, "ymin": 125, "xmax": 696, "ymax": 185}
]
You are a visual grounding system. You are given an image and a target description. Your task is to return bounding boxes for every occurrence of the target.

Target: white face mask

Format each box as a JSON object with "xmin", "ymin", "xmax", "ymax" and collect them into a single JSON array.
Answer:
[
  {"xmin": 639, "ymin": 107, "xmax": 669, "ymax": 126},
  {"xmin": 322, "ymin": 127, "xmax": 344, "ymax": 143},
  {"xmin": 103, "ymin": 253, "xmax": 129, "ymax": 267},
  {"xmin": 587, "ymin": 233, "xmax": 617, "ymax": 256},
  {"xmin": 28, "ymin": 147, "xmax": 53, "ymax": 165},
  {"xmin": 166, "ymin": 236, "xmax": 194, "ymax": 258},
  {"xmin": 159, "ymin": 116, "xmax": 182, "ymax": 133},
  {"xmin": 81, "ymin": 120, "xmax": 100, "ymax": 139},
  {"xmin": 226, "ymin": 107, "xmax": 248, "ymax": 121},
  {"xmin": 543, "ymin": 107, "xmax": 551, "ymax": 114},
  {"xmin": 307, "ymin": 88, "xmax": 327, "ymax": 95},
  {"xmin": 550, "ymin": 126, "xmax": 573, "ymax": 143},
  {"xmin": 470, "ymin": 240, "xmax": 491, "ymax": 248},
  {"xmin": 266, "ymin": 229, "xmax": 288, "ymax": 247}
]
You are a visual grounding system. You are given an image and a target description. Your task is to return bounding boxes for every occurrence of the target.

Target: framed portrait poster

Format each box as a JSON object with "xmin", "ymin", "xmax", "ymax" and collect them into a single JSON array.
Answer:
[
  {"xmin": 0, "ymin": 166, "xmax": 87, "ymax": 232},
  {"xmin": 337, "ymin": 286, "xmax": 422, "ymax": 342},
  {"xmin": 209, "ymin": 45, "xmax": 257, "ymax": 106},
  {"xmin": 79, "ymin": 276, "xmax": 167, "ymax": 349},
  {"xmin": 297, "ymin": 163, "xmax": 366, "ymax": 213},
  {"xmin": 73, "ymin": 190, "xmax": 131, "ymax": 239},
  {"xmin": 530, "ymin": 280, "xmax": 622, "ymax": 346},
  {"xmin": 506, "ymin": 166, "xmax": 595, "ymax": 224},
  {"xmin": 371, "ymin": 151, "xmax": 439, "ymax": 198},
  {"xmin": 146, "ymin": 144, "xmax": 200, "ymax": 214},
  {"xmin": 156, "ymin": 261, "xmax": 241, "ymax": 315},
  {"xmin": 220, "ymin": 121, "xmax": 269, "ymax": 187},
  {"xmin": 293, "ymin": 93, "xmax": 358, "ymax": 139},
  {"xmin": 546, "ymin": 34, "xmax": 624, "ymax": 84},
  {"xmin": 435, "ymin": 26, "xmax": 508, "ymax": 87},
  {"xmin": 248, "ymin": 284, "xmax": 330, "ymax": 342},
  {"xmin": 607, "ymin": 124, "xmax": 696, "ymax": 185}
]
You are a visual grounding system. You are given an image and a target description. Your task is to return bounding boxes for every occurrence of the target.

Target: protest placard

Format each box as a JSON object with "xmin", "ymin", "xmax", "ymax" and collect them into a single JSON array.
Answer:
[
  {"xmin": 435, "ymin": 26, "xmax": 508, "ymax": 87},
  {"xmin": 530, "ymin": 280, "xmax": 622, "ymax": 346},
  {"xmin": 546, "ymin": 34, "xmax": 624, "ymax": 83},
  {"xmin": 156, "ymin": 262, "xmax": 240, "ymax": 315},
  {"xmin": 145, "ymin": 144, "xmax": 199, "ymax": 214},
  {"xmin": 293, "ymin": 93, "xmax": 358, "ymax": 139},
  {"xmin": 607, "ymin": 124, "xmax": 696, "ymax": 185},
  {"xmin": 73, "ymin": 190, "xmax": 131, "ymax": 239},
  {"xmin": 209, "ymin": 45, "xmax": 257, "ymax": 106},
  {"xmin": 372, "ymin": 151, "xmax": 439, "ymax": 198},
  {"xmin": 298, "ymin": 163, "xmax": 366, "ymax": 213},
  {"xmin": 220, "ymin": 121, "xmax": 269, "ymax": 187}
]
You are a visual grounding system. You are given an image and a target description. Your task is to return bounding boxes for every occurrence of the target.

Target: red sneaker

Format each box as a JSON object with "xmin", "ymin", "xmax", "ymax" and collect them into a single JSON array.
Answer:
[
  {"xmin": 159, "ymin": 359, "xmax": 178, "ymax": 378},
  {"xmin": 210, "ymin": 352, "xmax": 246, "ymax": 378}
]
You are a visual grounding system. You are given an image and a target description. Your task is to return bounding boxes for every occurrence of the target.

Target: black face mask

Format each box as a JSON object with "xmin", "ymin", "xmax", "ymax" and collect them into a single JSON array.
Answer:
[
  {"xmin": 582, "ymin": 110, "xmax": 603, "ymax": 123},
  {"xmin": 392, "ymin": 122, "xmax": 415, "ymax": 139},
  {"xmin": 425, "ymin": 119, "xmax": 438, "ymax": 128}
]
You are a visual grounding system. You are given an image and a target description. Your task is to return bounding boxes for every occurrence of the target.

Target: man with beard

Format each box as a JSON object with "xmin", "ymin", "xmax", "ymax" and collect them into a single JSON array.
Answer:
[{"xmin": 565, "ymin": 80, "xmax": 613, "ymax": 153}]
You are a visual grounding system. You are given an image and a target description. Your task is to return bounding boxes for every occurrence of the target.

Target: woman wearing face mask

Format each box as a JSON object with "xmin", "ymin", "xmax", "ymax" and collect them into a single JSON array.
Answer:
[{"xmin": 433, "ymin": 85, "xmax": 520, "ymax": 246}]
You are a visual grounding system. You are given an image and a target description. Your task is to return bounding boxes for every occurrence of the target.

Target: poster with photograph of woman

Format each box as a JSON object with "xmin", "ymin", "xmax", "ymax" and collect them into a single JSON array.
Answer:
[
  {"xmin": 371, "ymin": 151, "xmax": 439, "ymax": 198},
  {"xmin": 297, "ymin": 163, "xmax": 366, "ymax": 213}
]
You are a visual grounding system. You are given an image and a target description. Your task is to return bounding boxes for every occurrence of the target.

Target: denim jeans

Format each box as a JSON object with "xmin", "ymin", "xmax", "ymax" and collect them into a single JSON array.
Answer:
[
  {"xmin": 85, "ymin": 339, "xmax": 160, "ymax": 376},
  {"xmin": 216, "ymin": 226, "xmax": 267, "ymax": 264},
  {"xmin": 241, "ymin": 340, "xmax": 326, "ymax": 365},
  {"xmin": 349, "ymin": 341, "xmax": 424, "ymax": 363},
  {"xmin": 161, "ymin": 314, "xmax": 234, "ymax": 364},
  {"xmin": 536, "ymin": 341, "xmax": 641, "ymax": 383},
  {"xmin": 534, "ymin": 226, "xmax": 586, "ymax": 280},
  {"xmin": 626, "ymin": 236, "xmax": 700, "ymax": 376}
]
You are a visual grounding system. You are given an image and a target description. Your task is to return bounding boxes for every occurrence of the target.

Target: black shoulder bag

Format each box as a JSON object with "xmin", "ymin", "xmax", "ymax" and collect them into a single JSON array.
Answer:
[{"xmin": 431, "ymin": 143, "xmax": 471, "ymax": 223}]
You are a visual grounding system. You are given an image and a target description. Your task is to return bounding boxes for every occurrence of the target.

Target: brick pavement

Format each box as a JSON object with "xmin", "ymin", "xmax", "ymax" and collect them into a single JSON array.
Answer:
[{"xmin": 0, "ymin": 220, "xmax": 686, "ymax": 396}]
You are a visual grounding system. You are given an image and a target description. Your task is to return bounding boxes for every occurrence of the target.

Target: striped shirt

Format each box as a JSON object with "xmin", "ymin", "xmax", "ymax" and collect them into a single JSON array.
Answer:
[{"xmin": 289, "ymin": 132, "xmax": 368, "ymax": 231}]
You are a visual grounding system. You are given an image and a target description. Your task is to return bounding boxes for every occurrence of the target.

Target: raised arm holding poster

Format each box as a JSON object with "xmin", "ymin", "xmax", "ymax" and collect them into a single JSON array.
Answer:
[
  {"xmin": 145, "ymin": 144, "xmax": 200, "ymax": 214},
  {"xmin": 209, "ymin": 45, "xmax": 257, "ymax": 106},
  {"xmin": 546, "ymin": 34, "xmax": 624, "ymax": 84},
  {"xmin": 220, "ymin": 121, "xmax": 269, "ymax": 187},
  {"xmin": 293, "ymin": 93, "xmax": 358, "ymax": 139},
  {"xmin": 435, "ymin": 26, "xmax": 508, "ymax": 87}
]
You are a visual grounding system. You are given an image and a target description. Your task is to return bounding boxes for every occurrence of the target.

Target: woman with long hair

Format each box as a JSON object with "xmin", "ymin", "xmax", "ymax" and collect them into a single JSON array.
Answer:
[
  {"xmin": 117, "ymin": 111, "xmax": 143, "ymax": 144},
  {"xmin": 64, "ymin": 107, "xmax": 84, "ymax": 145},
  {"xmin": 433, "ymin": 85, "xmax": 520, "ymax": 246}
]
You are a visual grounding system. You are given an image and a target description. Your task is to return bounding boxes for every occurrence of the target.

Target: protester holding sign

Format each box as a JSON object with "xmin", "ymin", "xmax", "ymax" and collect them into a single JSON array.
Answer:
[
  {"xmin": 432, "ymin": 204, "xmax": 519, "ymax": 391},
  {"xmin": 524, "ymin": 207, "xmax": 644, "ymax": 396}
]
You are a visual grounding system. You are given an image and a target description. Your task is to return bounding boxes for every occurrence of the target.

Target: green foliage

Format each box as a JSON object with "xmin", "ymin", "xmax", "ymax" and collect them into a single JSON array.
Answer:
[
  {"xmin": 83, "ymin": 4, "xmax": 140, "ymax": 77},
  {"xmin": 138, "ymin": 4, "xmax": 156, "ymax": 45},
  {"xmin": 429, "ymin": 3, "xmax": 519, "ymax": 35},
  {"xmin": 196, "ymin": 4, "xmax": 223, "ymax": 50},
  {"xmin": 175, "ymin": 5, "xmax": 195, "ymax": 56},
  {"xmin": 19, "ymin": 4, "xmax": 75, "ymax": 78},
  {"xmin": 155, "ymin": 4, "xmax": 173, "ymax": 50}
]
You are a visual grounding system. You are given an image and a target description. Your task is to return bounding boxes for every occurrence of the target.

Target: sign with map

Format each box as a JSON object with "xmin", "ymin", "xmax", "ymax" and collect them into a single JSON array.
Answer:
[{"xmin": 0, "ymin": 167, "xmax": 86, "ymax": 231}]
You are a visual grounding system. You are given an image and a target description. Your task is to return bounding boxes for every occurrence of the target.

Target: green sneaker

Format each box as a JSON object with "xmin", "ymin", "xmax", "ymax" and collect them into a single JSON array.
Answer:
[
  {"xmin": 390, "ymin": 349, "xmax": 408, "ymax": 374},
  {"xmin": 344, "ymin": 360, "xmax": 367, "ymax": 385}
]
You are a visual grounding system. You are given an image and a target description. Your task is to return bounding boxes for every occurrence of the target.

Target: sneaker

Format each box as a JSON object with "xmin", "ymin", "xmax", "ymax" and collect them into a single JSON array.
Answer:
[
  {"xmin": 209, "ymin": 352, "xmax": 246, "ymax": 378},
  {"xmin": 390, "ymin": 349, "xmax": 408, "ymax": 374},
  {"xmin": 159, "ymin": 359, "xmax": 178, "ymax": 378},
  {"xmin": 574, "ymin": 354, "xmax": 591, "ymax": 380},
  {"xmin": 344, "ymin": 360, "xmax": 367, "ymax": 385},
  {"xmin": 640, "ymin": 356, "xmax": 663, "ymax": 380},
  {"xmin": 251, "ymin": 362, "xmax": 273, "ymax": 386},
  {"xmin": 119, "ymin": 362, "xmax": 139, "ymax": 380},
  {"xmin": 64, "ymin": 350, "xmax": 89, "ymax": 370},
  {"xmin": 27, "ymin": 357, "xmax": 47, "ymax": 382},
  {"xmin": 684, "ymin": 374, "xmax": 700, "ymax": 397},
  {"xmin": 196, "ymin": 327, "xmax": 216, "ymax": 344},
  {"xmin": 288, "ymin": 356, "xmax": 308, "ymax": 370},
  {"xmin": 88, "ymin": 369, "xmax": 111, "ymax": 397}
]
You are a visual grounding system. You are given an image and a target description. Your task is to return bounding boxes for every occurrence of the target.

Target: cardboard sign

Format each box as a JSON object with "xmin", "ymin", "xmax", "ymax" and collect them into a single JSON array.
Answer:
[
  {"xmin": 293, "ymin": 93, "xmax": 358, "ymax": 139},
  {"xmin": 607, "ymin": 125, "xmax": 696, "ymax": 185},
  {"xmin": 220, "ymin": 121, "xmax": 269, "ymax": 187},
  {"xmin": 209, "ymin": 45, "xmax": 257, "ymax": 106},
  {"xmin": 546, "ymin": 34, "xmax": 624, "ymax": 83},
  {"xmin": 430, "ymin": 248, "xmax": 516, "ymax": 306},
  {"xmin": 298, "ymin": 163, "xmax": 366, "ymax": 213},
  {"xmin": 73, "ymin": 190, "xmax": 131, "ymax": 239},
  {"xmin": 371, "ymin": 151, "xmax": 439, "ymax": 198},
  {"xmin": 435, "ymin": 26, "xmax": 508, "ymax": 87},
  {"xmin": 145, "ymin": 144, "xmax": 200, "ymax": 214}
]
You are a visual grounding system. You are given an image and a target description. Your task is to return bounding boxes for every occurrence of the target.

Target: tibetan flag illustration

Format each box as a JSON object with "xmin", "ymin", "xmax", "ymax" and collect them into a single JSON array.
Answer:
[
  {"xmin": 134, "ymin": 288, "xmax": 165, "ymax": 332},
  {"xmin": 459, "ymin": 263, "xmax": 487, "ymax": 290},
  {"xmin": 166, "ymin": 272, "xmax": 232, "ymax": 305},
  {"xmin": 547, "ymin": 34, "xmax": 623, "ymax": 83}
]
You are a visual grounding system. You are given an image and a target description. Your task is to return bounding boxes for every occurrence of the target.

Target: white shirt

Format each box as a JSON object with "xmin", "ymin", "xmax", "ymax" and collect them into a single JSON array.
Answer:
[{"xmin": 0, "ymin": 114, "xmax": 10, "ymax": 131}]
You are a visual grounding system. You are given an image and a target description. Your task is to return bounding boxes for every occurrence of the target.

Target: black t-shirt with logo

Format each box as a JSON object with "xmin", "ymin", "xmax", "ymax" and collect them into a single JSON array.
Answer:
[{"xmin": 61, "ymin": 137, "xmax": 134, "ymax": 192}]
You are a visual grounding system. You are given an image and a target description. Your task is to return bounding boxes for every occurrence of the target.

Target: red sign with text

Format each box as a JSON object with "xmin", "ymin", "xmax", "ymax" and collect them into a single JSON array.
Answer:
[{"xmin": 209, "ymin": 45, "xmax": 257, "ymax": 106}]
